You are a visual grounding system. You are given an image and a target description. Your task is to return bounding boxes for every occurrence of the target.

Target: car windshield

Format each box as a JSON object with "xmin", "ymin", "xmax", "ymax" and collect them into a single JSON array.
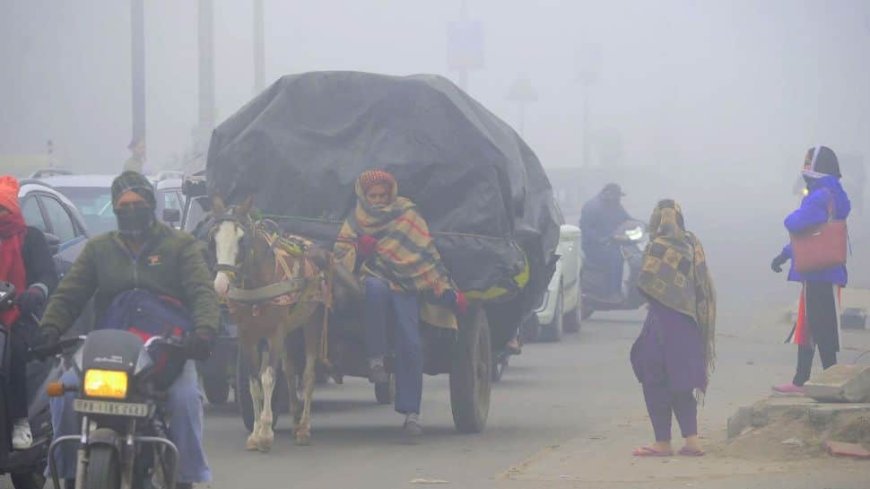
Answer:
[
  {"xmin": 54, "ymin": 186, "xmax": 116, "ymax": 234},
  {"xmin": 184, "ymin": 196, "xmax": 210, "ymax": 234}
]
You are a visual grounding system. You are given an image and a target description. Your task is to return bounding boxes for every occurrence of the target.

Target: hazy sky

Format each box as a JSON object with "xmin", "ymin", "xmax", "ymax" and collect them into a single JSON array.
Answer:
[{"xmin": 2, "ymin": 0, "xmax": 869, "ymax": 178}]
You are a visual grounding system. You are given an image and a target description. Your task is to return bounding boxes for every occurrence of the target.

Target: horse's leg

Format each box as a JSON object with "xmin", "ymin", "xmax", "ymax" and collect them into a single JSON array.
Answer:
[
  {"xmin": 243, "ymin": 343, "xmax": 263, "ymax": 451},
  {"xmin": 281, "ymin": 343, "xmax": 301, "ymax": 429},
  {"xmin": 257, "ymin": 342, "xmax": 277, "ymax": 452},
  {"xmin": 296, "ymin": 313, "xmax": 322, "ymax": 446}
]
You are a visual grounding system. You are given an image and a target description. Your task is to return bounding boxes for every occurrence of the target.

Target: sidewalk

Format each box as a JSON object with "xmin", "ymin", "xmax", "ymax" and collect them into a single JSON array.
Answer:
[{"xmin": 496, "ymin": 302, "xmax": 870, "ymax": 489}]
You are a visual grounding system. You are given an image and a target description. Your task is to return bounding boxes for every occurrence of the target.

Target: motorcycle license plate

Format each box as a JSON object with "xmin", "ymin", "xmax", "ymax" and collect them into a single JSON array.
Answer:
[{"xmin": 73, "ymin": 399, "xmax": 149, "ymax": 417}]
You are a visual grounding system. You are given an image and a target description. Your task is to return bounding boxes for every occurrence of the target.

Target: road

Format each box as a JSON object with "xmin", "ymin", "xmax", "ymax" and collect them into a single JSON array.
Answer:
[{"xmin": 196, "ymin": 310, "xmax": 870, "ymax": 489}]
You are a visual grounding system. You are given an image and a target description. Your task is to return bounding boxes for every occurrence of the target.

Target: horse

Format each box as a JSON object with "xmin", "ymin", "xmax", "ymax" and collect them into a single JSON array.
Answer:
[{"xmin": 209, "ymin": 195, "xmax": 330, "ymax": 450}]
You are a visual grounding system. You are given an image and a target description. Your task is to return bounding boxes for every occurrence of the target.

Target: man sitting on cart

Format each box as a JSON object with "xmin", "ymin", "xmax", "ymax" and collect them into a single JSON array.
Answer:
[{"xmin": 334, "ymin": 169, "xmax": 466, "ymax": 437}]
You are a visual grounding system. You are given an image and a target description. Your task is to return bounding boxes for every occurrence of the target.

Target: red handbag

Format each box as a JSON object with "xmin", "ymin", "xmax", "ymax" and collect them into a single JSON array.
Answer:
[{"xmin": 789, "ymin": 193, "xmax": 848, "ymax": 273}]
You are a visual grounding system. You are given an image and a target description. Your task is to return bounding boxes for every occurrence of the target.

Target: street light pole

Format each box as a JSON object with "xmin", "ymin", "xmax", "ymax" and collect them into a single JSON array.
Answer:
[
  {"xmin": 253, "ymin": 0, "xmax": 265, "ymax": 93},
  {"xmin": 131, "ymin": 0, "xmax": 146, "ymax": 148},
  {"xmin": 197, "ymin": 0, "xmax": 215, "ymax": 153}
]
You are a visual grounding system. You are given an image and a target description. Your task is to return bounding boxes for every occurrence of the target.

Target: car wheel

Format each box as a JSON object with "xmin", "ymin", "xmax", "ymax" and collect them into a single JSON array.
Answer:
[{"xmin": 539, "ymin": 288, "xmax": 564, "ymax": 342}]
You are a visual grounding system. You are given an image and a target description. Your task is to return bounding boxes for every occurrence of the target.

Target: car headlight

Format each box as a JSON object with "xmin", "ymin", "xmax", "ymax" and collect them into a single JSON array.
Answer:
[{"xmin": 83, "ymin": 369, "xmax": 128, "ymax": 399}]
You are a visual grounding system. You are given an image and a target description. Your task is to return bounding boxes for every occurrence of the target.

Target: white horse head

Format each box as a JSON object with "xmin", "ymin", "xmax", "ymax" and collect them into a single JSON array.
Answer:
[{"xmin": 211, "ymin": 195, "xmax": 254, "ymax": 298}]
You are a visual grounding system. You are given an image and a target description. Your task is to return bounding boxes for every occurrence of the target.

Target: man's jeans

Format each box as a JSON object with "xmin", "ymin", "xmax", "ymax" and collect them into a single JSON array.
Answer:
[
  {"xmin": 363, "ymin": 277, "xmax": 422, "ymax": 415},
  {"xmin": 49, "ymin": 361, "xmax": 211, "ymax": 483}
]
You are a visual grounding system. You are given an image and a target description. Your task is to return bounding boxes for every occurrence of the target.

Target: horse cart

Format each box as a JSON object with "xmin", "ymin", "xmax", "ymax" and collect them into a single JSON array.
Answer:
[{"xmin": 198, "ymin": 72, "xmax": 560, "ymax": 442}]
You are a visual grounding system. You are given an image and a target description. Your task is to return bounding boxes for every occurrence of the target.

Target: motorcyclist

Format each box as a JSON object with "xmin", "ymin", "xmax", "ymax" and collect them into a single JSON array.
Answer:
[
  {"xmin": 0, "ymin": 176, "xmax": 57, "ymax": 451},
  {"xmin": 579, "ymin": 183, "xmax": 631, "ymax": 302},
  {"xmin": 333, "ymin": 169, "xmax": 466, "ymax": 437},
  {"xmin": 37, "ymin": 171, "xmax": 219, "ymax": 489}
]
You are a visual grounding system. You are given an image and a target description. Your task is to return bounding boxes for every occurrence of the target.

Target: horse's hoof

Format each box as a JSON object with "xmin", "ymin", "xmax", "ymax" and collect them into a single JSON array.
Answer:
[
  {"xmin": 295, "ymin": 433, "xmax": 311, "ymax": 446},
  {"xmin": 245, "ymin": 435, "xmax": 259, "ymax": 451}
]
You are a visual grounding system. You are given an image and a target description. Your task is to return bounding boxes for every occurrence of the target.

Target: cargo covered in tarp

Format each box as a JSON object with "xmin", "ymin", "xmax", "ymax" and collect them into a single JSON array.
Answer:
[{"xmin": 204, "ymin": 71, "xmax": 559, "ymax": 310}]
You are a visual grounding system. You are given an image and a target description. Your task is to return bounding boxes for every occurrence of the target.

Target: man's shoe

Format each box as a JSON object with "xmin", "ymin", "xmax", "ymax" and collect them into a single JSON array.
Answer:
[
  {"xmin": 368, "ymin": 357, "xmax": 389, "ymax": 384},
  {"xmin": 403, "ymin": 413, "xmax": 423, "ymax": 437},
  {"xmin": 772, "ymin": 383, "xmax": 805, "ymax": 395},
  {"xmin": 11, "ymin": 418, "xmax": 33, "ymax": 450}
]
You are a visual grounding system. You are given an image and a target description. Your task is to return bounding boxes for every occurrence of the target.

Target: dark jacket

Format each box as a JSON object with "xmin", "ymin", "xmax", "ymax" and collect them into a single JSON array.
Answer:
[
  {"xmin": 579, "ymin": 195, "xmax": 631, "ymax": 256},
  {"xmin": 779, "ymin": 176, "xmax": 851, "ymax": 285},
  {"xmin": 23, "ymin": 226, "xmax": 58, "ymax": 298},
  {"xmin": 41, "ymin": 222, "xmax": 219, "ymax": 334}
]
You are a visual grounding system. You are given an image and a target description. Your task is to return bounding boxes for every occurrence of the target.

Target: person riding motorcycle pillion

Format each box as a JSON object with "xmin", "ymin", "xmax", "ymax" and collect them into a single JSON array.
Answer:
[
  {"xmin": 37, "ymin": 171, "xmax": 219, "ymax": 489},
  {"xmin": 0, "ymin": 176, "xmax": 58, "ymax": 451},
  {"xmin": 579, "ymin": 183, "xmax": 631, "ymax": 302},
  {"xmin": 334, "ymin": 169, "xmax": 467, "ymax": 437}
]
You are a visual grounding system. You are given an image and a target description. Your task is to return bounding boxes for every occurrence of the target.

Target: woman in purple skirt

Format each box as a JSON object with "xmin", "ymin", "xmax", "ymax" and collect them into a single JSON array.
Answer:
[{"xmin": 630, "ymin": 200, "xmax": 716, "ymax": 457}]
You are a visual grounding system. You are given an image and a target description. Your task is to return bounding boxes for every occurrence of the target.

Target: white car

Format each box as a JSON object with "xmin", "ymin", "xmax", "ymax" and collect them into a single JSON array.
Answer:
[{"xmin": 534, "ymin": 224, "xmax": 583, "ymax": 341}]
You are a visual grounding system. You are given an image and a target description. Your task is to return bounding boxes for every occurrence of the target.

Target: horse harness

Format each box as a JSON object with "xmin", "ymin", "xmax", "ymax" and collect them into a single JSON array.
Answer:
[{"xmin": 210, "ymin": 211, "xmax": 335, "ymax": 364}]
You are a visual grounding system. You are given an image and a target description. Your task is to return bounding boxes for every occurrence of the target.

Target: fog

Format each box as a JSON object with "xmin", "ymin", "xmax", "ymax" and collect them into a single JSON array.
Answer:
[{"xmin": 2, "ymin": 0, "xmax": 869, "ymax": 323}]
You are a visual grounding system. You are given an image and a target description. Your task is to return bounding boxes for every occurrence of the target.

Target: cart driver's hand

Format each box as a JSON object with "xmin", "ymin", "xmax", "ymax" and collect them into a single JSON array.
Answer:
[{"xmin": 357, "ymin": 235, "xmax": 378, "ymax": 258}]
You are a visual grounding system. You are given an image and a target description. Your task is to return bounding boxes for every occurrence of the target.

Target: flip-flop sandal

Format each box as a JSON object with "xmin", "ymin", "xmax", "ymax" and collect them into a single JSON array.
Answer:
[
  {"xmin": 632, "ymin": 446, "xmax": 673, "ymax": 457},
  {"xmin": 678, "ymin": 446, "xmax": 705, "ymax": 457}
]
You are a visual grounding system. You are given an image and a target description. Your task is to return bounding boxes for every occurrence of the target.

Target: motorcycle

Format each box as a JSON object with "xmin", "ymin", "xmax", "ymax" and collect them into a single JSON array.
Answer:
[
  {"xmin": 1, "ymin": 281, "xmax": 71, "ymax": 489},
  {"xmin": 45, "ymin": 330, "xmax": 187, "ymax": 489},
  {"xmin": 579, "ymin": 219, "xmax": 648, "ymax": 320}
]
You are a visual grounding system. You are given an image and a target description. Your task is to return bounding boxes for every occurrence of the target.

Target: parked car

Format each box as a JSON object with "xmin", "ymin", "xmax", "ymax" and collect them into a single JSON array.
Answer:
[
  {"xmin": 17, "ymin": 179, "xmax": 89, "ymax": 278},
  {"xmin": 532, "ymin": 224, "xmax": 583, "ymax": 341},
  {"xmin": 38, "ymin": 174, "xmax": 184, "ymax": 232},
  {"xmin": 18, "ymin": 179, "xmax": 94, "ymax": 337}
]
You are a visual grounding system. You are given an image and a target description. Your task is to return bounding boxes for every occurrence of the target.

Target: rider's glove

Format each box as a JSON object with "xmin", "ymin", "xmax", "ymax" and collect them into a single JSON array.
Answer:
[
  {"xmin": 770, "ymin": 252, "xmax": 788, "ymax": 273},
  {"xmin": 17, "ymin": 285, "xmax": 47, "ymax": 316},
  {"xmin": 184, "ymin": 327, "xmax": 214, "ymax": 361},
  {"xmin": 357, "ymin": 235, "xmax": 378, "ymax": 259},
  {"xmin": 441, "ymin": 289, "xmax": 469, "ymax": 315},
  {"xmin": 36, "ymin": 325, "xmax": 62, "ymax": 350}
]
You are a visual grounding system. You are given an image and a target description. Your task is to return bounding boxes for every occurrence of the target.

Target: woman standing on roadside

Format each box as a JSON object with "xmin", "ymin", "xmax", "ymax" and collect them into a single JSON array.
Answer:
[
  {"xmin": 770, "ymin": 146, "xmax": 850, "ymax": 394},
  {"xmin": 630, "ymin": 199, "xmax": 716, "ymax": 457}
]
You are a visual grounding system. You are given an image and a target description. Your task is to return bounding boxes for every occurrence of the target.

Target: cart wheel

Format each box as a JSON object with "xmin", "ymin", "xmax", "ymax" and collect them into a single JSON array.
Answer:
[
  {"xmin": 374, "ymin": 374, "xmax": 395, "ymax": 405},
  {"xmin": 450, "ymin": 306, "xmax": 492, "ymax": 433}
]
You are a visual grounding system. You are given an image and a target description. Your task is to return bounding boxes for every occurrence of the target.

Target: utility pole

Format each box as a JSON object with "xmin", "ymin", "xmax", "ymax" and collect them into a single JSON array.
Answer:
[
  {"xmin": 131, "ymin": 0, "xmax": 146, "ymax": 149},
  {"xmin": 253, "ymin": 0, "xmax": 265, "ymax": 93},
  {"xmin": 457, "ymin": 0, "xmax": 469, "ymax": 91},
  {"xmin": 197, "ymin": 0, "xmax": 216, "ymax": 153},
  {"xmin": 576, "ymin": 44, "xmax": 600, "ymax": 168}
]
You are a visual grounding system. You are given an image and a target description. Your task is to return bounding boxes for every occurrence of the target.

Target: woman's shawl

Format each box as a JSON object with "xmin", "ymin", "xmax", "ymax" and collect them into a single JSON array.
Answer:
[{"xmin": 637, "ymin": 199, "xmax": 717, "ymax": 382}]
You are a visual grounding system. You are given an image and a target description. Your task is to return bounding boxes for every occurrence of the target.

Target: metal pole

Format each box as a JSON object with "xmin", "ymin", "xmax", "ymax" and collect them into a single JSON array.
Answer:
[
  {"xmin": 253, "ymin": 0, "xmax": 265, "ymax": 93},
  {"xmin": 198, "ymin": 0, "xmax": 216, "ymax": 147},
  {"xmin": 131, "ymin": 0, "xmax": 146, "ymax": 146},
  {"xmin": 581, "ymin": 88, "xmax": 590, "ymax": 167},
  {"xmin": 518, "ymin": 102, "xmax": 526, "ymax": 137}
]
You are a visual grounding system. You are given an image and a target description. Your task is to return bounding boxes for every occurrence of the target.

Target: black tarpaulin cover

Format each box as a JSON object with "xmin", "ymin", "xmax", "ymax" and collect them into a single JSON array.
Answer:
[{"xmin": 205, "ymin": 71, "xmax": 559, "ymax": 303}]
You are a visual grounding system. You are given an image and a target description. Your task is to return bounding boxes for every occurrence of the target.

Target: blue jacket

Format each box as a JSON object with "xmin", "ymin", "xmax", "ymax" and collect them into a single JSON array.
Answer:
[{"xmin": 780, "ymin": 176, "xmax": 851, "ymax": 285}]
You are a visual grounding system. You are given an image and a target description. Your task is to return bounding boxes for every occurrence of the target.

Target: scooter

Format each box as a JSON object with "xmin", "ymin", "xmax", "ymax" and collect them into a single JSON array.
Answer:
[
  {"xmin": 45, "ymin": 330, "xmax": 188, "ymax": 489},
  {"xmin": 1, "ymin": 281, "xmax": 67, "ymax": 489},
  {"xmin": 579, "ymin": 220, "xmax": 648, "ymax": 320}
]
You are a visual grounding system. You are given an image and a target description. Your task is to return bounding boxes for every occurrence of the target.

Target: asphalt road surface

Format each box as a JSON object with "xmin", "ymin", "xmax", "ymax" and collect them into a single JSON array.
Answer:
[{"xmin": 194, "ymin": 310, "xmax": 869, "ymax": 489}]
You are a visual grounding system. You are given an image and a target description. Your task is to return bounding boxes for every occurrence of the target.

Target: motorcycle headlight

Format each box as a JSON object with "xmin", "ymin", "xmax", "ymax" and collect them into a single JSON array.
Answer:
[{"xmin": 83, "ymin": 369, "xmax": 128, "ymax": 399}]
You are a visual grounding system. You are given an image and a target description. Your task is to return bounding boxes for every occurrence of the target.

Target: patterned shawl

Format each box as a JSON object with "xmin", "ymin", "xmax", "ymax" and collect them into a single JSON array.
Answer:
[
  {"xmin": 637, "ymin": 199, "xmax": 717, "ymax": 381},
  {"xmin": 334, "ymin": 172, "xmax": 457, "ymax": 328}
]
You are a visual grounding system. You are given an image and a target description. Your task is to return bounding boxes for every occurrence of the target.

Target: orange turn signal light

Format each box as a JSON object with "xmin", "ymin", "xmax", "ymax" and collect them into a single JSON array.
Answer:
[{"xmin": 46, "ymin": 381, "xmax": 65, "ymax": 397}]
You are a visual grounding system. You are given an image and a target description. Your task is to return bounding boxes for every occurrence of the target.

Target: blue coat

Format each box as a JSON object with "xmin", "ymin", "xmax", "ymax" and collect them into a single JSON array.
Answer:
[{"xmin": 779, "ymin": 176, "xmax": 851, "ymax": 285}]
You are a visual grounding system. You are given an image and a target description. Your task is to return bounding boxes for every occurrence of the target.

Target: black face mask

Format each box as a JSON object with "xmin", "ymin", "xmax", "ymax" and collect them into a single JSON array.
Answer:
[{"xmin": 115, "ymin": 204, "xmax": 154, "ymax": 239}]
